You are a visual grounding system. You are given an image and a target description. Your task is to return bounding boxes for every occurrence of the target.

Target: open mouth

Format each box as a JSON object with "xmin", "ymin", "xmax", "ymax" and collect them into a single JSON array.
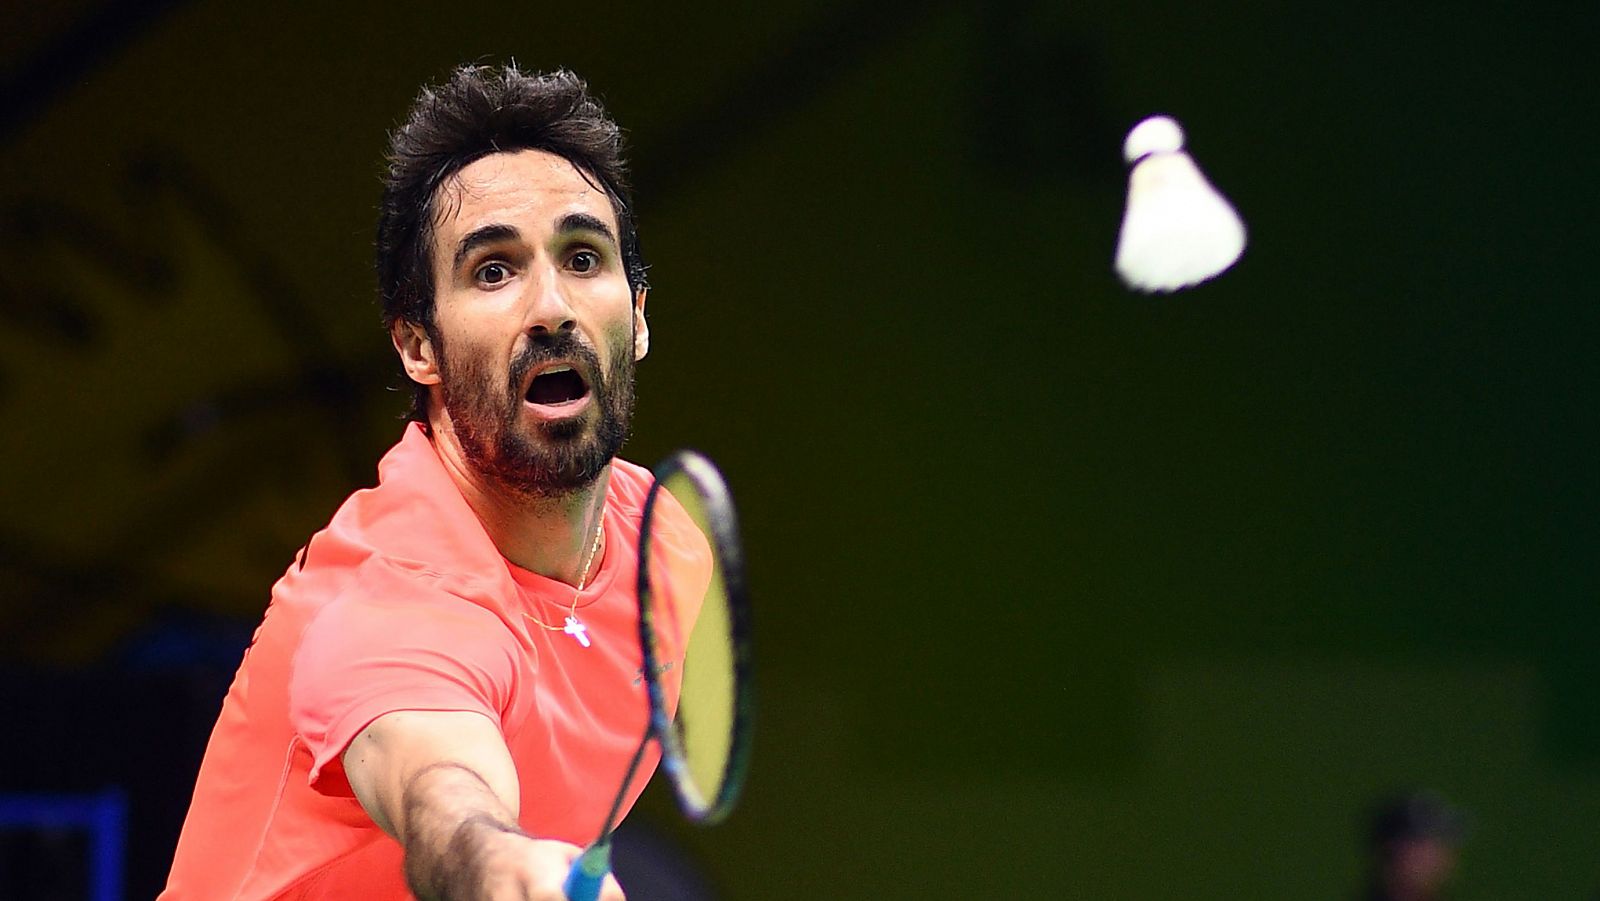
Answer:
[{"xmin": 525, "ymin": 364, "xmax": 591, "ymax": 407}]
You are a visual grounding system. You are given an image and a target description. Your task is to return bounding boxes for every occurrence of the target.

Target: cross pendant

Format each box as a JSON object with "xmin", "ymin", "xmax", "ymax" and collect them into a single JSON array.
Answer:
[{"xmin": 563, "ymin": 615, "xmax": 591, "ymax": 648}]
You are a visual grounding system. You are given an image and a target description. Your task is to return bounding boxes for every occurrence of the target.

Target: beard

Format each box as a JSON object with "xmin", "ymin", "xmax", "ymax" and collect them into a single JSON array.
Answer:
[{"xmin": 434, "ymin": 326, "xmax": 636, "ymax": 499}]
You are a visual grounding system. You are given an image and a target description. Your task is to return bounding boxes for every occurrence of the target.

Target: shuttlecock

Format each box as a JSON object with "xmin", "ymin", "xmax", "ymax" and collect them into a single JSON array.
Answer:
[{"xmin": 1114, "ymin": 115, "xmax": 1246, "ymax": 292}]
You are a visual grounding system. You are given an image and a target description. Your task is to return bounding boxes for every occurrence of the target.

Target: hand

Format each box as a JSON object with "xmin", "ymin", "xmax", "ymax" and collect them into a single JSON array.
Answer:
[{"xmin": 469, "ymin": 832, "xmax": 625, "ymax": 901}]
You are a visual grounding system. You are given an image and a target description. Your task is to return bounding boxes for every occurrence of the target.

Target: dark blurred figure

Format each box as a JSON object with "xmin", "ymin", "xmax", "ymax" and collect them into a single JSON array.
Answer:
[
  {"xmin": 1363, "ymin": 790, "xmax": 1467, "ymax": 901},
  {"xmin": 612, "ymin": 821, "xmax": 717, "ymax": 901}
]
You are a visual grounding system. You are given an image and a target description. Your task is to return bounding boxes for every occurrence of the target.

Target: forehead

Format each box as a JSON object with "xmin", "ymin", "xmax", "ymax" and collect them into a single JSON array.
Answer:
[{"xmin": 431, "ymin": 149, "xmax": 619, "ymax": 248}]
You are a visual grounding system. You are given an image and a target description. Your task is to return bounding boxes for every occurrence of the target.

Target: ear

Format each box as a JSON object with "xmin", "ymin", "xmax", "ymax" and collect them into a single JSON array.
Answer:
[
  {"xmin": 391, "ymin": 320, "xmax": 441, "ymax": 386},
  {"xmin": 632, "ymin": 287, "xmax": 650, "ymax": 361}
]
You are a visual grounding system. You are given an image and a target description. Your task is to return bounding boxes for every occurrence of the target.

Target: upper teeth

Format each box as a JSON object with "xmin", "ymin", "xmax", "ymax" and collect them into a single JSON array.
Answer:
[{"xmin": 544, "ymin": 365, "xmax": 572, "ymax": 375}]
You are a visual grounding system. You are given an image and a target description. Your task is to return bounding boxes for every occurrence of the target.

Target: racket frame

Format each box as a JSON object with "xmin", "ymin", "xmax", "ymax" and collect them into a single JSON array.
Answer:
[{"xmin": 636, "ymin": 449, "xmax": 754, "ymax": 825}]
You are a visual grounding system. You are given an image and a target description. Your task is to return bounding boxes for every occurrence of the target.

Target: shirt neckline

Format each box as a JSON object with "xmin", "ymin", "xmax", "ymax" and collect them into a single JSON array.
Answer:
[{"xmin": 504, "ymin": 499, "xmax": 621, "ymax": 612}]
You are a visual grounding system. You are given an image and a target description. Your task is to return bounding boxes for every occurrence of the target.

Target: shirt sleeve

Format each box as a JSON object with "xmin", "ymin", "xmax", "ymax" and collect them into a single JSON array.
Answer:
[{"xmin": 288, "ymin": 556, "xmax": 520, "ymax": 796}]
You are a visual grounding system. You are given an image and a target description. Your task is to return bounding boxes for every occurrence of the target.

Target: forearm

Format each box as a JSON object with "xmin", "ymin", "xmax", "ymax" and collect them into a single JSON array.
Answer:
[
  {"xmin": 344, "ymin": 710, "xmax": 606, "ymax": 900},
  {"xmin": 400, "ymin": 762, "xmax": 525, "ymax": 900}
]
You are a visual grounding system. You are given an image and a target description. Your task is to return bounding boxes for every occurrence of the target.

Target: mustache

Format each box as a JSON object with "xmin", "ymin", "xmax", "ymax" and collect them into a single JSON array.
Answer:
[{"xmin": 507, "ymin": 331, "xmax": 604, "ymax": 393}]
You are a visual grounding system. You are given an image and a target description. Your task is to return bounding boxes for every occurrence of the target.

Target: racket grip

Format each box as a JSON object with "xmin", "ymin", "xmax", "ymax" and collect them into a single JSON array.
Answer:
[{"xmin": 563, "ymin": 839, "xmax": 613, "ymax": 901}]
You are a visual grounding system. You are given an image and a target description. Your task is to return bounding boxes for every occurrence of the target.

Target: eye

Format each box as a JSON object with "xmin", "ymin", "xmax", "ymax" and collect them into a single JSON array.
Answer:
[
  {"xmin": 569, "ymin": 250, "xmax": 601, "ymax": 274},
  {"xmin": 475, "ymin": 261, "xmax": 511, "ymax": 286}
]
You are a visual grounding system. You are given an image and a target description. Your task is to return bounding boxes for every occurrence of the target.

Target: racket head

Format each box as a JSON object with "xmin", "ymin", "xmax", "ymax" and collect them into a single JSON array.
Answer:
[{"xmin": 636, "ymin": 450, "xmax": 753, "ymax": 825}]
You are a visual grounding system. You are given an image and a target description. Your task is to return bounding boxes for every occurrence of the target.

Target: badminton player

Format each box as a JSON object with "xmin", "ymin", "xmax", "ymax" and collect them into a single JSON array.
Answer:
[{"xmin": 161, "ymin": 64, "xmax": 680, "ymax": 901}]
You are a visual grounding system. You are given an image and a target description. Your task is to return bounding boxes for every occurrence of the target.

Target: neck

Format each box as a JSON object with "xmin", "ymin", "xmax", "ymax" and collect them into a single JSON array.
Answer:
[{"xmin": 426, "ymin": 418, "xmax": 609, "ymax": 586}]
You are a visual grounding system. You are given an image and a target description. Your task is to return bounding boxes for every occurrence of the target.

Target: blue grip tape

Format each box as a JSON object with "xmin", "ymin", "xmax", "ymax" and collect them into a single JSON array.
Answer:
[{"xmin": 563, "ymin": 840, "xmax": 613, "ymax": 901}]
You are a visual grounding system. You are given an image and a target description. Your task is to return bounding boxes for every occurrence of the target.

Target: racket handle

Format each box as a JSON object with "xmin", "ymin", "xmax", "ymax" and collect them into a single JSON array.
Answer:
[{"xmin": 563, "ymin": 838, "xmax": 613, "ymax": 901}]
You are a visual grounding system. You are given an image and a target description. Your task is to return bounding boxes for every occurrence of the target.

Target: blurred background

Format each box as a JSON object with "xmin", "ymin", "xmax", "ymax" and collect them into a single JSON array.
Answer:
[{"xmin": 1, "ymin": 0, "xmax": 1597, "ymax": 898}]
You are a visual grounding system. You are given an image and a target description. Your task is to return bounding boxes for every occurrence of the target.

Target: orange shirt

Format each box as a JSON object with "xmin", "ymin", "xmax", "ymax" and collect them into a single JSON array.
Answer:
[{"xmin": 162, "ymin": 423, "xmax": 688, "ymax": 900}]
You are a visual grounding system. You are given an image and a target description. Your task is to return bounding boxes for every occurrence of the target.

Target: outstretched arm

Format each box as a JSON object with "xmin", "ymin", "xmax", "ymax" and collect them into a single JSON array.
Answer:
[{"xmin": 343, "ymin": 710, "xmax": 623, "ymax": 901}]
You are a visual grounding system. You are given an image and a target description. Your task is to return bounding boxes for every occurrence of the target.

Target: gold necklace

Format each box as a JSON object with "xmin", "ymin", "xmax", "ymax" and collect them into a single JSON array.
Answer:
[{"xmin": 522, "ymin": 511, "xmax": 604, "ymax": 648}]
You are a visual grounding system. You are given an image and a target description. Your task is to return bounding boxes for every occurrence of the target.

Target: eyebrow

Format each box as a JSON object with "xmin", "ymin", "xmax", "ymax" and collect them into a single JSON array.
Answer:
[
  {"xmin": 452, "ymin": 224, "xmax": 520, "ymax": 273},
  {"xmin": 555, "ymin": 212, "xmax": 619, "ymax": 251}
]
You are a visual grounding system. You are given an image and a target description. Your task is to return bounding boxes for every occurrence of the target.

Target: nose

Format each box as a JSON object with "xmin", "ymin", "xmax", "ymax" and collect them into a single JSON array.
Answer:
[{"xmin": 524, "ymin": 264, "xmax": 577, "ymax": 335}]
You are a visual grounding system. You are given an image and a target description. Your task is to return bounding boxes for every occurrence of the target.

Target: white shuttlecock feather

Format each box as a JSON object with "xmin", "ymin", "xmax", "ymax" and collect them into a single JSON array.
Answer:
[{"xmin": 1114, "ymin": 115, "xmax": 1246, "ymax": 293}]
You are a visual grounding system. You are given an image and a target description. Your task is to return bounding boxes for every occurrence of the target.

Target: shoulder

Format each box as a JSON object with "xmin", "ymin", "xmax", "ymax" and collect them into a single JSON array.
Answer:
[
  {"xmin": 607, "ymin": 456, "xmax": 654, "ymax": 497},
  {"xmin": 604, "ymin": 457, "xmax": 657, "ymax": 521},
  {"xmin": 307, "ymin": 556, "xmax": 510, "ymax": 636},
  {"xmin": 289, "ymin": 559, "xmax": 524, "ymax": 755},
  {"xmin": 295, "ymin": 557, "xmax": 520, "ymax": 680},
  {"xmin": 310, "ymin": 423, "xmax": 511, "ymax": 585}
]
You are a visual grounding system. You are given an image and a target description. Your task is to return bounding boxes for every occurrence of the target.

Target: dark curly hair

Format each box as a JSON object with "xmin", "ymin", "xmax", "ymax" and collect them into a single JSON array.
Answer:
[{"xmin": 376, "ymin": 64, "xmax": 647, "ymax": 419}]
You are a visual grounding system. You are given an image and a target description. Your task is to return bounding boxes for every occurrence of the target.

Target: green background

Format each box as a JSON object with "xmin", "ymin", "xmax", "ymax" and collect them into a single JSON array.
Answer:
[{"xmin": 1, "ymin": 0, "xmax": 1597, "ymax": 897}]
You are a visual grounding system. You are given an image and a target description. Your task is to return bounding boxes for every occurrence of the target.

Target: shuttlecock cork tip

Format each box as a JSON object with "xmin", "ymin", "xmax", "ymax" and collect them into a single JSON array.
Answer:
[{"xmin": 1123, "ymin": 115, "xmax": 1185, "ymax": 163}]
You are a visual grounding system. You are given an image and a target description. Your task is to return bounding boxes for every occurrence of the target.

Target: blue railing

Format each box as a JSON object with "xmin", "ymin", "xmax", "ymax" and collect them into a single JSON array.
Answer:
[{"xmin": 0, "ymin": 789, "xmax": 127, "ymax": 901}]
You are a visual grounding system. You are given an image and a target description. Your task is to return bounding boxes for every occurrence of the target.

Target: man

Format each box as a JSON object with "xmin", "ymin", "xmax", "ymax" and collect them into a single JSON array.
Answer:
[{"xmin": 163, "ymin": 64, "xmax": 672, "ymax": 900}]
